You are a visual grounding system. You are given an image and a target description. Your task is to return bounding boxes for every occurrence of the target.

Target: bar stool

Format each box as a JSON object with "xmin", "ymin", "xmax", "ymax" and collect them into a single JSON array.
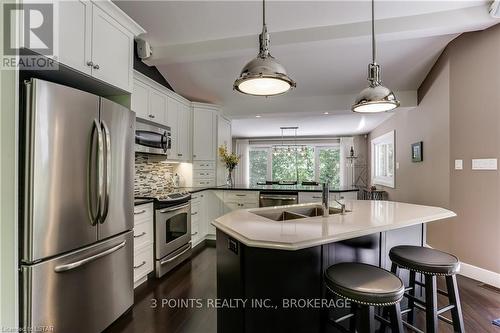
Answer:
[
  {"xmin": 387, "ymin": 245, "xmax": 465, "ymax": 333},
  {"xmin": 324, "ymin": 262, "xmax": 405, "ymax": 333}
]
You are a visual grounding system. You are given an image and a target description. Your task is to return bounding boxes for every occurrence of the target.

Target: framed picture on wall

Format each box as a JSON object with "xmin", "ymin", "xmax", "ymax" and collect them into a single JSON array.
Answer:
[{"xmin": 411, "ymin": 142, "xmax": 423, "ymax": 162}]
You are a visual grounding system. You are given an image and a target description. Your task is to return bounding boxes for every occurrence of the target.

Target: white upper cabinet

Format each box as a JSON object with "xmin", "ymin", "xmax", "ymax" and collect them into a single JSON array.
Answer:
[
  {"xmin": 177, "ymin": 103, "xmax": 191, "ymax": 160},
  {"xmin": 217, "ymin": 116, "xmax": 232, "ymax": 185},
  {"xmin": 131, "ymin": 80, "xmax": 149, "ymax": 119},
  {"xmin": 91, "ymin": 5, "xmax": 134, "ymax": 92},
  {"xmin": 55, "ymin": 0, "xmax": 145, "ymax": 92},
  {"xmin": 192, "ymin": 103, "xmax": 218, "ymax": 161},
  {"xmin": 57, "ymin": 0, "xmax": 92, "ymax": 75},
  {"xmin": 148, "ymin": 89, "xmax": 167, "ymax": 124},
  {"xmin": 166, "ymin": 97, "xmax": 179, "ymax": 158}
]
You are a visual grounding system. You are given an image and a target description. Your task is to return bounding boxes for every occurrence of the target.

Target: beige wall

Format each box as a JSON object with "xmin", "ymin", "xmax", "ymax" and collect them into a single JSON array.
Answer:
[{"xmin": 368, "ymin": 24, "xmax": 500, "ymax": 274}]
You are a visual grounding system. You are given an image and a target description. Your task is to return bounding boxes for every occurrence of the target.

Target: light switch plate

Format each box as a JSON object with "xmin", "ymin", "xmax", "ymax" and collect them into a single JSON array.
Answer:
[
  {"xmin": 396, "ymin": 162, "xmax": 400, "ymax": 169},
  {"xmin": 472, "ymin": 158, "xmax": 498, "ymax": 170},
  {"xmin": 454, "ymin": 159, "xmax": 463, "ymax": 170}
]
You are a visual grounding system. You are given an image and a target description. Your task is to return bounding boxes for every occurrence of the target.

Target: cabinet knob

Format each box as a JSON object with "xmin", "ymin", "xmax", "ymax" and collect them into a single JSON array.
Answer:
[
  {"xmin": 193, "ymin": 154, "xmax": 197, "ymax": 158},
  {"xmin": 93, "ymin": 64, "xmax": 100, "ymax": 70},
  {"xmin": 148, "ymin": 114, "xmax": 155, "ymax": 119},
  {"xmin": 86, "ymin": 61, "xmax": 93, "ymax": 67}
]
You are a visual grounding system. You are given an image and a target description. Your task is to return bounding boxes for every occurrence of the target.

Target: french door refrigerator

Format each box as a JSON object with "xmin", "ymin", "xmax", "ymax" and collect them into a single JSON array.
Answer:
[{"xmin": 20, "ymin": 78, "xmax": 135, "ymax": 333}]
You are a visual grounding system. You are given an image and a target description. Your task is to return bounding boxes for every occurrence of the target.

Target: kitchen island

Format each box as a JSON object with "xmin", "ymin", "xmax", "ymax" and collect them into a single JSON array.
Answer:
[{"xmin": 212, "ymin": 200, "xmax": 455, "ymax": 333}]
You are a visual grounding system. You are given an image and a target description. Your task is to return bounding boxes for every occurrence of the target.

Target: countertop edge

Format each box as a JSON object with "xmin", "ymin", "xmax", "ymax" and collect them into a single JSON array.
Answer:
[{"xmin": 211, "ymin": 210, "xmax": 456, "ymax": 251}]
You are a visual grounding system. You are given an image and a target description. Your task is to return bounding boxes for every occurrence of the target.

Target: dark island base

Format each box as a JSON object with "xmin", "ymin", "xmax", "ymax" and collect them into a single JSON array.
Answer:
[{"xmin": 216, "ymin": 225, "xmax": 424, "ymax": 333}]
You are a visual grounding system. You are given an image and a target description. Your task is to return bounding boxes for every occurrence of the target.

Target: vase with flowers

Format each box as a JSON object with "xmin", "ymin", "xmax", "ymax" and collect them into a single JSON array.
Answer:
[{"xmin": 218, "ymin": 145, "xmax": 240, "ymax": 187}]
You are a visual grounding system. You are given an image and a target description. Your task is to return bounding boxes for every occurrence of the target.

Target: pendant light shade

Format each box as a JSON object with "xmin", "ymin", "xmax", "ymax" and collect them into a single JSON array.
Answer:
[
  {"xmin": 234, "ymin": 0, "xmax": 296, "ymax": 96},
  {"xmin": 352, "ymin": 0, "xmax": 399, "ymax": 113}
]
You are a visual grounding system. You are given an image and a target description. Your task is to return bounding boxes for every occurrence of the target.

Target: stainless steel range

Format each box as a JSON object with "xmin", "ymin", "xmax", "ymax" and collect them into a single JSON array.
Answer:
[{"xmin": 148, "ymin": 191, "xmax": 192, "ymax": 278}]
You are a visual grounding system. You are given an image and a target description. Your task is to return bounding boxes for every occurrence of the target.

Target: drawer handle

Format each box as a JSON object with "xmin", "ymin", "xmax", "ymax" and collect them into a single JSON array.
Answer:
[
  {"xmin": 312, "ymin": 196, "xmax": 322, "ymax": 199},
  {"xmin": 191, "ymin": 212, "xmax": 198, "ymax": 216},
  {"xmin": 54, "ymin": 241, "xmax": 126, "ymax": 273},
  {"xmin": 235, "ymin": 194, "xmax": 246, "ymax": 197},
  {"xmin": 134, "ymin": 209, "xmax": 146, "ymax": 215},
  {"xmin": 191, "ymin": 232, "xmax": 198, "ymax": 236},
  {"xmin": 134, "ymin": 261, "xmax": 146, "ymax": 269},
  {"xmin": 134, "ymin": 232, "xmax": 147, "ymax": 238},
  {"xmin": 178, "ymin": 153, "xmax": 182, "ymax": 156}
]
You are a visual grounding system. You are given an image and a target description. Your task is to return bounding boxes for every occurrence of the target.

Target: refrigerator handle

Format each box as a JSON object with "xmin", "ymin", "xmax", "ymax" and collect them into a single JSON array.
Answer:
[
  {"xmin": 99, "ymin": 120, "xmax": 111, "ymax": 223},
  {"xmin": 53, "ymin": 240, "xmax": 126, "ymax": 272},
  {"xmin": 88, "ymin": 119, "xmax": 103, "ymax": 226}
]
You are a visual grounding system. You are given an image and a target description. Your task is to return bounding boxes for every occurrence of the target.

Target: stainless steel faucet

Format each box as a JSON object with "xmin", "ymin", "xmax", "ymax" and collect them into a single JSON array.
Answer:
[
  {"xmin": 322, "ymin": 182, "xmax": 329, "ymax": 217},
  {"xmin": 334, "ymin": 199, "xmax": 346, "ymax": 215}
]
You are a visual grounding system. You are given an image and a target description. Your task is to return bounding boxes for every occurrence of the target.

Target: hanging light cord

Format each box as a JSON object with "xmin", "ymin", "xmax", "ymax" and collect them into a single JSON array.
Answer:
[
  {"xmin": 263, "ymin": 0, "xmax": 266, "ymax": 27},
  {"xmin": 371, "ymin": 0, "xmax": 376, "ymax": 64}
]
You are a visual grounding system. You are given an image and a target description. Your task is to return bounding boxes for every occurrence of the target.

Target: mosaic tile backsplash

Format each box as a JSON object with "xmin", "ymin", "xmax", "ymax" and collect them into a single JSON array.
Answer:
[{"xmin": 135, "ymin": 154, "xmax": 174, "ymax": 197}]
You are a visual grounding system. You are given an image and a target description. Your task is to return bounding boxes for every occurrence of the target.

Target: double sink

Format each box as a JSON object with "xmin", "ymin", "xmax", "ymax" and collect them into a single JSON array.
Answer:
[{"xmin": 253, "ymin": 204, "xmax": 349, "ymax": 221}]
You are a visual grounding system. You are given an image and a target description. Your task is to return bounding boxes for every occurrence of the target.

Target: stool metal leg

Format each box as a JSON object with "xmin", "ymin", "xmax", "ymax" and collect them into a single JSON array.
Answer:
[
  {"xmin": 424, "ymin": 274, "xmax": 438, "ymax": 333},
  {"xmin": 389, "ymin": 303, "xmax": 404, "ymax": 333},
  {"xmin": 357, "ymin": 305, "xmax": 375, "ymax": 333},
  {"xmin": 378, "ymin": 263, "xmax": 399, "ymax": 333},
  {"xmin": 407, "ymin": 270, "xmax": 416, "ymax": 325},
  {"xmin": 445, "ymin": 275, "xmax": 465, "ymax": 333}
]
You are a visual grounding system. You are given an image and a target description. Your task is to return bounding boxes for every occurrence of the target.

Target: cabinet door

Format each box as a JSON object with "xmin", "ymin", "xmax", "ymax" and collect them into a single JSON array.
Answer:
[
  {"xmin": 166, "ymin": 97, "xmax": 179, "ymax": 159},
  {"xmin": 57, "ymin": 0, "xmax": 92, "ymax": 75},
  {"xmin": 149, "ymin": 89, "xmax": 167, "ymax": 125},
  {"xmin": 193, "ymin": 108, "xmax": 216, "ymax": 161},
  {"xmin": 177, "ymin": 103, "xmax": 191, "ymax": 160},
  {"xmin": 91, "ymin": 5, "xmax": 134, "ymax": 92},
  {"xmin": 131, "ymin": 80, "xmax": 149, "ymax": 120},
  {"xmin": 204, "ymin": 191, "xmax": 221, "ymax": 235}
]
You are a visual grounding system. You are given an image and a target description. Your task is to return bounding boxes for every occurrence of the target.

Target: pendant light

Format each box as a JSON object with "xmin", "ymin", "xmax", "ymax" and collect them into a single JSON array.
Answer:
[
  {"xmin": 233, "ymin": 0, "xmax": 296, "ymax": 96},
  {"xmin": 352, "ymin": 0, "xmax": 399, "ymax": 113}
]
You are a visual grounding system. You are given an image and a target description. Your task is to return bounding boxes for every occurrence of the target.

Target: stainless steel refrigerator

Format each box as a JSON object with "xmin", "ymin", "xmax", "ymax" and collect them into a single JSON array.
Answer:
[{"xmin": 20, "ymin": 79, "xmax": 135, "ymax": 333}]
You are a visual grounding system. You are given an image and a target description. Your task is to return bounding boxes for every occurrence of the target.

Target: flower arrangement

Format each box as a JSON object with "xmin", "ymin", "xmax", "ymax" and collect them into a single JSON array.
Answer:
[{"xmin": 218, "ymin": 145, "xmax": 240, "ymax": 171}]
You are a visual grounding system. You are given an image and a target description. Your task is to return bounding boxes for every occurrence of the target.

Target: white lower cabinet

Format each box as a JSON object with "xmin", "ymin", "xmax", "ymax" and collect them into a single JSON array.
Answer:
[
  {"xmin": 190, "ymin": 191, "xmax": 223, "ymax": 245},
  {"xmin": 133, "ymin": 203, "xmax": 154, "ymax": 288},
  {"xmin": 222, "ymin": 191, "xmax": 259, "ymax": 214}
]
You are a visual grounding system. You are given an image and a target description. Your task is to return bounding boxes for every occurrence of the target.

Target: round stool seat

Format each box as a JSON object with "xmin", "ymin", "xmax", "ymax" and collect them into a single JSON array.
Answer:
[
  {"xmin": 324, "ymin": 263, "xmax": 404, "ymax": 306},
  {"xmin": 389, "ymin": 245, "xmax": 460, "ymax": 276}
]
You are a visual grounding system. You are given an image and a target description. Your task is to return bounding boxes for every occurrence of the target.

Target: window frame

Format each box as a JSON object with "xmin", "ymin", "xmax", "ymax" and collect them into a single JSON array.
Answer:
[
  {"xmin": 371, "ymin": 130, "xmax": 395, "ymax": 188},
  {"xmin": 248, "ymin": 143, "xmax": 341, "ymax": 184}
]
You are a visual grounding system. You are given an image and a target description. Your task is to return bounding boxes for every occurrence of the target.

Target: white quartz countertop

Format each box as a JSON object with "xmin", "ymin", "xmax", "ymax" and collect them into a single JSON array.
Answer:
[{"xmin": 212, "ymin": 200, "xmax": 456, "ymax": 251}]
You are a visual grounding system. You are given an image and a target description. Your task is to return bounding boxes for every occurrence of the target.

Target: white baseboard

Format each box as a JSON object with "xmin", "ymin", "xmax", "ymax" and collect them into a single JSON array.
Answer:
[
  {"xmin": 459, "ymin": 262, "xmax": 500, "ymax": 289},
  {"xmin": 425, "ymin": 243, "xmax": 500, "ymax": 289}
]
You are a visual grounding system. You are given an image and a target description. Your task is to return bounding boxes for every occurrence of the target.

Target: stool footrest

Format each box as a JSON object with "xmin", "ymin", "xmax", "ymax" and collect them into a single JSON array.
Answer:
[
  {"xmin": 437, "ymin": 304, "xmax": 456, "ymax": 315},
  {"xmin": 409, "ymin": 302, "xmax": 455, "ymax": 325},
  {"xmin": 414, "ymin": 279, "xmax": 448, "ymax": 296}
]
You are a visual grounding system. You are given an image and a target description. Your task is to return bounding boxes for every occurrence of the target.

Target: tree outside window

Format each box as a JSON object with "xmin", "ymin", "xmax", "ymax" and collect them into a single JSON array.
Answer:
[{"xmin": 248, "ymin": 144, "xmax": 340, "ymax": 186}]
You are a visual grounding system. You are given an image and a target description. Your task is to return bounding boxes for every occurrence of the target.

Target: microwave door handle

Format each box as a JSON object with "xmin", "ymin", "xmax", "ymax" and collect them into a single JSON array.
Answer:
[
  {"xmin": 99, "ymin": 121, "xmax": 111, "ymax": 223},
  {"xmin": 54, "ymin": 241, "xmax": 126, "ymax": 272},
  {"xmin": 88, "ymin": 119, "xmax": 103, "ymax": 226}
]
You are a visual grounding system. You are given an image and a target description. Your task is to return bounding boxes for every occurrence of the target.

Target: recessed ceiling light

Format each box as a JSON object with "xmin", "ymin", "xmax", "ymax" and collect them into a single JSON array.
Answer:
[
  {"xmin": 255, "ymin": 115, "xmax": 262, "ymax": 118},
  {"xmin": 323, "ymin": 112, "xmax": 329, "ymax": 115}
]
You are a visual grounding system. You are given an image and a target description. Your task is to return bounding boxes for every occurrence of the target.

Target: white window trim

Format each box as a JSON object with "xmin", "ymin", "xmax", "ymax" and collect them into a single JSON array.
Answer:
[
  {"xmin": 249, "ymin": 143, "xmax": 341, "ymax": 183},
  {"xmin": 371, "ymin": 130, "xmax": 395, "ymax": 188}
]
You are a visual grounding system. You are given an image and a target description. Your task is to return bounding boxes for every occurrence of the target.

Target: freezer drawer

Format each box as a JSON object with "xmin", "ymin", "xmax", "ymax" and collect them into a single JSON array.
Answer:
[{"xmin": 21, "ymin": 232, "xmax": 133, "ymax": 333}]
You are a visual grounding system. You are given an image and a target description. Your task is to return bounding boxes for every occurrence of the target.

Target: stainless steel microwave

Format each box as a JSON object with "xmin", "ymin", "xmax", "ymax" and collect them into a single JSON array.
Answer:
[{"xmin": 135, "ymin": 118, "xmax": 172, "ymax": 155}]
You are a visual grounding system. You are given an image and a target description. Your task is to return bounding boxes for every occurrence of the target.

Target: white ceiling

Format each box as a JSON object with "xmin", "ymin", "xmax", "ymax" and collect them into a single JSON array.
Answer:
[{"xmin": 115, "ymin": 1, "xmax": 499, "ymax": 137}]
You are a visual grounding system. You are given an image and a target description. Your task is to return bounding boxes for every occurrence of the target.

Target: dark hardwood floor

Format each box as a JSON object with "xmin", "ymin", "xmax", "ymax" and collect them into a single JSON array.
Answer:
[{"xmin": 106, "ymin": 246, "xmax": 500, "ymax": 333}]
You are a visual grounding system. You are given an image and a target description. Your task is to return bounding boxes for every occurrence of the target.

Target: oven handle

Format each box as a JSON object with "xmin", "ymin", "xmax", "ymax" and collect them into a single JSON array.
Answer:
[
  {"xmin": 158, "ymin": 203, "xmax": 190, "ymax": 214},
  {"xmin": 160, "ymin": 243, "xmax": 191, "ymax": 265}
]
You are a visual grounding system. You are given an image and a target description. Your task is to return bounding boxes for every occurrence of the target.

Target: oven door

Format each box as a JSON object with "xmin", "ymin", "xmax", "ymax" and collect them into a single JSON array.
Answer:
[{"xmin": 155, "ymin": 202, "xmax": 191, "ymax": 260}]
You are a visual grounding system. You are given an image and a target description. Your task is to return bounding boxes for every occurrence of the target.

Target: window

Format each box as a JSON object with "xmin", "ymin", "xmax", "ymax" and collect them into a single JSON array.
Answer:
[
  {"xmin": 249, "ymin": 148, "xmax": 269, "ymax": 185},
  {"xmin": 371, "ymin": 130, "xmax": 395, "ymax": 188},
  {"xmin": 248, "ymin": 144, "xmax": 340, "ymax": 185},
  {"xmin": 317, "ymin": 147, "xmax": 341, "ymax": 188}
]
